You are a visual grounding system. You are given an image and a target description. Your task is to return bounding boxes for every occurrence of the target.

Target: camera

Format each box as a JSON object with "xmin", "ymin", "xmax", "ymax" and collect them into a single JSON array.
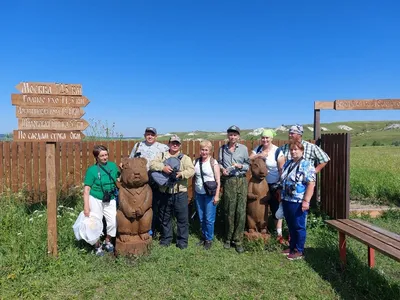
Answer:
[
  {"xmin": 134, "ymin": 152, "xmax": 142, "ymax": 158},
  {"xmin": 103, "ymin": 190, "xmax": 112, "ymax": 203}
]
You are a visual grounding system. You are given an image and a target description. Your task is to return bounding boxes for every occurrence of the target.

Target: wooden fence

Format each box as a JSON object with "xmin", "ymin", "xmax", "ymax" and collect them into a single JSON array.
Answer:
[
  {"xmin": 320, "ymin": 133, "xmax": 350, "ymax": 219},
  {"xmin": 0, "ymin": 139, "xmax": 291, "ymax": 201},
  {"xmin": 1, "ymin": 137, "xmax": 350, "ymax": 220}
]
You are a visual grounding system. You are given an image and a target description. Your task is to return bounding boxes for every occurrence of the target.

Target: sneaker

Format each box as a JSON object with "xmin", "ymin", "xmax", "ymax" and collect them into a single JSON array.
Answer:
[
  {"xmin": 204, "ymin": 241, "xmax": 212, "ymax": 250},
  {"xmin": 95, "ymin": 246, "xmax": 104, "ymax": 257},
  {"xmin": 104, "ymin": 241, "xmax": 114, "ymax": 253},
  {"xmin": 287, "ymin": 251, "xmax": 304, "ymax": 260},
  {"xmin": 235, "ymin": 245, "xmax": 244, "ymax": 254},
  {"xmin": 281, "ymin": 248, "xmax": 291, "ymax": 256},
  {"xmin": 223, "ymin": 242, "xmax": 231, "ymax": 249}
]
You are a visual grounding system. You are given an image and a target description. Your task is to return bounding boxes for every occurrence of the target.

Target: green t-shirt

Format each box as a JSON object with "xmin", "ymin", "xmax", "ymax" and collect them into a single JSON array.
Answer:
[{"xmin": 84, "ymin": 162, "xmax": 120, "ymax": 200}]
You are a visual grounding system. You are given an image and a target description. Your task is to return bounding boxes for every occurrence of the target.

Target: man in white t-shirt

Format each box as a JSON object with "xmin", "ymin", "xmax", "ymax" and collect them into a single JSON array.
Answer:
[{"xmin": 128, "ymin": 127, "xmax": 169, "ymax": 237}]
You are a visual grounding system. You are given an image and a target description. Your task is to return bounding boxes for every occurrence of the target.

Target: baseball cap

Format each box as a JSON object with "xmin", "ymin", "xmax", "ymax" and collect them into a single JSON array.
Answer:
[
  {"xmin": 227, "ymin": 125, "xmax": 240, "ymax": 134},
  {"xmin": 289, "ymin": 124, "xmax": 304, "ymax": 135},
  {"xmin": 169, "ymin": 134, "xmax": 181, "ymax": 144},
  {"xmin": 145, "ymin": 127, "xmax": 157, "ymax": 134}
]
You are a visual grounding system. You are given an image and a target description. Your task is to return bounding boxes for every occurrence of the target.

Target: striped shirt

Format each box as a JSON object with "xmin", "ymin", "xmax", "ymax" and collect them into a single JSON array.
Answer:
[{"xmin": 279, "ymin": 140, "xmax": 330, "ymax": 166}]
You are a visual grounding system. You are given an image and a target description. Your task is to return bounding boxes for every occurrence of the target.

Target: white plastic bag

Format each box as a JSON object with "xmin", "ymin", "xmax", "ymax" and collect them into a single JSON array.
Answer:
[
  {"xmin": 275, "ymin": 202, "xmax": 284, "ymax": 220},
  {"xmin": 72, "ymin": 212, "xmax": 103, "ymax": 245}
]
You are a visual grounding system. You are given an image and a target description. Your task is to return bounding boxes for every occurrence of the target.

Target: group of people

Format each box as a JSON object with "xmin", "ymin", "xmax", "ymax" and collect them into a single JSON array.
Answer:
[{"xmin": 82, "ymin": 124, "xmax": 330, "ymax": 260}]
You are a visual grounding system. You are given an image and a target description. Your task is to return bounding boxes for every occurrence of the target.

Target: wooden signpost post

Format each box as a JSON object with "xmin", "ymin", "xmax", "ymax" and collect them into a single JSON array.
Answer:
[{"xmin": 11, "ymin": 81, "xmax": 91, "ymax": 257}]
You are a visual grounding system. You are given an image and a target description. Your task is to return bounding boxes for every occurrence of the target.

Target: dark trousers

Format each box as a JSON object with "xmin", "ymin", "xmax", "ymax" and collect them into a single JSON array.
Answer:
[
  {"xmin": 158, "ymin": 191, "xmax": 189, "ymax": 247},
  {"xmin": 151, "ymin": 186, "xmax": 160, "ymax": 233}
]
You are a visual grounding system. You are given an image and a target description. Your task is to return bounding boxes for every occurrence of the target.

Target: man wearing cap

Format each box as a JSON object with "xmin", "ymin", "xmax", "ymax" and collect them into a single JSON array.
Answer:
[
  {"xmin": 129, "ymin": 127, "xmax": 169, "ymax": 236},
  {"xmin": 218, "ymin": 125, "xmax": 250, "ymax": 253},
  {"xmin": 280, "ymin": 124, "xmax": 330, "ymax": 173},
  {"xmin": 150, "ymin": 135, "xmax": 195, "ymax": 249}
]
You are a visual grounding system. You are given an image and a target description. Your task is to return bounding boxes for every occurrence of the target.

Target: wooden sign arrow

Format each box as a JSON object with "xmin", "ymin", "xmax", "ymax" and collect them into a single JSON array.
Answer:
[
  {"xmin": 18, "ymin": 118, "xmax": 89, "ymax": 131},
  {"xmin": 13, "ymin": 130, "xmax": 85, "ymax": 142},
  {"xmin": 16, "ymin": 106, "xmax": 85, "ymax": 119},
  {"xmin": 15, "ymin": 82, "xmax": 82, "ymax": 96},
  {"xmin": 12, "ymin": 94, "xmax": 90, "ymax": 107}
]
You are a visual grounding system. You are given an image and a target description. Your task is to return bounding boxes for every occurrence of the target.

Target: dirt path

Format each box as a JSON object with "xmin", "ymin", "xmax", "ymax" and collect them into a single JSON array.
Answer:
[{"xmin": 350, "ymin": 200, "xmax": 399, "ymax": 217}]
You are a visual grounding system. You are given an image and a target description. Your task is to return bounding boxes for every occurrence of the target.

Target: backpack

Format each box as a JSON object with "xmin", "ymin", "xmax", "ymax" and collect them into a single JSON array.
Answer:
[
  {"xmin": 150, "ymin": 153, "xmax": 184, "ymax": 187},
  {"xmin": 256, "ymin": 145, "xmax": 281, "ymax": 162}
]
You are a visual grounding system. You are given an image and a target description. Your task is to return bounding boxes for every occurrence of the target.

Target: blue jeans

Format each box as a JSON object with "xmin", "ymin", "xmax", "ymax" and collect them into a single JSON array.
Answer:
[
  {"xmin": 282, "ymin": 201, "xmax": 308, "ymax": 253},
  {"xmin": 195, "ymin": 192, "xmax": 217, "ymax": 241}
]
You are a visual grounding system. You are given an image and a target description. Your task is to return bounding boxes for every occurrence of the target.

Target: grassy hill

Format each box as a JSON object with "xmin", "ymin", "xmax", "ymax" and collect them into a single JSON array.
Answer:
[{"xmin": 154, "ymin": 120, "xmax": 400, "ymax": 147}]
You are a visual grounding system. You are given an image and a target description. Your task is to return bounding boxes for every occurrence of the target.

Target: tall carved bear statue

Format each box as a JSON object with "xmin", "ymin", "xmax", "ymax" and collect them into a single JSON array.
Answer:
[
  {"xmin": 116, "ymin": 157, "xmax": 153, "ymax": 255},
  {"xmin": 245, "ymin": 157, "xmax": 270, "ymax": 241}
]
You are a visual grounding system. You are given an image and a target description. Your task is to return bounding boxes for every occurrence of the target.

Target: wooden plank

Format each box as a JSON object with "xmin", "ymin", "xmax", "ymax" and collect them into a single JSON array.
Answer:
[
  {"xmin": 54, "ymin": 142, "xmax": 60, "ymax": 190},
  {"xmin": 39, "ymin": 142, "xmax": 46, "ymax": 192},
  {"xmin": 15, "ymin": 82, "xmax": 82, "ymax": 95},
  {"xmin": 13, "ymin": 130, "xmax": 85, "ymax": 142},
  {"xmin": 339, "ymin": 219, "xmax": 400, "ymax": 251},
  {"xmin": 15, "ymin": 106, "xmax": 85, "ymax": 119},
  {"xmin": 127, "ymin": 140, "xmax": 135, "ymax": 158},
  {"xmin": 116, "ymin": 140, "xmax": 122, "ymax": 166},
  {"xmin": 313, "ymin": 109, "xmax": 321, "ymax": 144},
  {"xmin": 0, "ymin": 142, "xmax": 3, "ymax": 193},
  {"xmin": 352, "ymin": 219, "xmax": 400, "ymax": 242},
  {"xmin": 87, "ymin": 141, "xmax": 95, "ymax": 166},
  {"xmin": 335, "ymin": 99, "xmax": 400, "ymax": 110},
  {"xmin": 17, "ymin": 142, "xmax": 25, "ymax": 191},
  {"xmin": 11, "ymin": 142, "xmax": 18, "ymax": 193},
  {"xmin": 188, "ymin": 141, "xmax": 194, "ymax": 161},
  {"xmin": 32, "ymin": 142, "xmax": 39, "ymax": 193},
  {"xmin": 120, "ymin": 140, "xmax": 126, "ymax": 165},
  {"xmin": 315, "ymin": 101, "xmax": 335, "ymax": 110},
  {"xmin": 81, "ymin": 142, "xmax": 88, "ymax": 178},
  {"xmin": 194, "ymin": 141, "xmax": 200, "ymax": 158},
  {"xmin": 25, "ymin": 142, "xmax": 33, "ymax": 191},
  {"xmin": 106, "ymin": 141, "xmax": 114, "ymax": 163},
  {"xmin": 60, "ymin": 143, "xmax": 68, "ymax": 189},
  {"xmin": 12, "ymin": 94, "xmax": 89, "ymax": 107},
  {"xmin": 46, "ymin": 142, "xmax": 58, "ymax": 256},
  {"xmin": 74, "ymin": 143, "xmax": 81, "ymax": 187},
  {"xmin": 18, "ymin": 118, "xmax": 89, "ymax": 131},
  {"xmin": 67, "ymin": 143, "xmax": 74, "ymax": 187},
  {"xmin": 325, "ymin": 220, "xmax": 400, "ymax": 262},
  {"xmin": 212, "ymin": 140, "xmax": 220, "ymax": 160}
]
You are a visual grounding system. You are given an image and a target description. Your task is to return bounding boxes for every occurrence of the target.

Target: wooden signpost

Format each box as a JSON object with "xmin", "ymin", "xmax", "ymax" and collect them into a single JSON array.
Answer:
[{"xmin": 11, "ymin": 81, "xmax": 91, "ymax": 257}]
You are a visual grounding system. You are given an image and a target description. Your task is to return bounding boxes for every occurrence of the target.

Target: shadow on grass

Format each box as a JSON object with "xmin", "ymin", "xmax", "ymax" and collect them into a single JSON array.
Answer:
[{"xmin": 305, "ymin": 241, "xmax": 400, "ymax": 300}]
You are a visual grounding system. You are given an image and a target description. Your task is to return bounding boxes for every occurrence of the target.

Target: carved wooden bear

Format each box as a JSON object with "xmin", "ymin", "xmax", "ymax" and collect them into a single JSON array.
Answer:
[
  {"xmin": 117, "ymin": 157, "xmax": 153, "ymax": 251},
  {"xmin": 246, "ymin": 157, "xmax": 270, "ymax": 237}
]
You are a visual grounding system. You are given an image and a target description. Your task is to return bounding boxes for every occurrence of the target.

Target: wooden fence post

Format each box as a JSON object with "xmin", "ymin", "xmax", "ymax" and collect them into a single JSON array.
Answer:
[{"xmin": 46, "ymin": 142, "xmax": 57, "ymax": 256}]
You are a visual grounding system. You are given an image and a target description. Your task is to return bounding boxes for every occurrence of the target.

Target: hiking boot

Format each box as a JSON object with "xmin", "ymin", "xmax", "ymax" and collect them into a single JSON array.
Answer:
[
  {"xmin": 235, "ymin": 245, "xmax": 244, "ymax": 254},
  {"xmin": 223, "ymin": 242, "xmax": 231, "ymax": 249},
  {"xmin": 204, "ymin": 241, "xmax": 212, "ymax": 250},
  {"xmin": 287, "ymin": 251, "xmax": 304, "ymax": 260},
  {"xmin": 104, "ymin": 241, "xmax": 114, "ymax": 253}
]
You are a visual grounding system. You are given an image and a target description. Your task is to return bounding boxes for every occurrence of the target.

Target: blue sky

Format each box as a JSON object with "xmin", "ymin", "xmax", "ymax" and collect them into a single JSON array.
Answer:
[{"xmin": 1, "ymin": 0, "xmax": 400, "ymax": 137}]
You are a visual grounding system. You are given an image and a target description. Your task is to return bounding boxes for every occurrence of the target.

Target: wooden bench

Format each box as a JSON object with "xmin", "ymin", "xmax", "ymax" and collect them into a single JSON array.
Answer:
[{"xmin": 325, "ymin": 219, "xmax": 400, "ymax": 268}]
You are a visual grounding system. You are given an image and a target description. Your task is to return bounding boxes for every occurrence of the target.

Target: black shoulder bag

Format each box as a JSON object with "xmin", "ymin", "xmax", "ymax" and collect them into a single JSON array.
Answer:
[{"xmin": 198, "ymin": 158, "xmax": 218, "ymax": 196}]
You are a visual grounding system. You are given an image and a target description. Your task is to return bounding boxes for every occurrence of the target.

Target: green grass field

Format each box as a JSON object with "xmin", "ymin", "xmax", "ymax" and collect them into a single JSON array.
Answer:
[
  {"xmin": 0, "ymin": 196, "xmax": 399, "ymax": 299},
  {"xmin": 350, "ymin": 146, "xmax": 400, "ymax": 206}
]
